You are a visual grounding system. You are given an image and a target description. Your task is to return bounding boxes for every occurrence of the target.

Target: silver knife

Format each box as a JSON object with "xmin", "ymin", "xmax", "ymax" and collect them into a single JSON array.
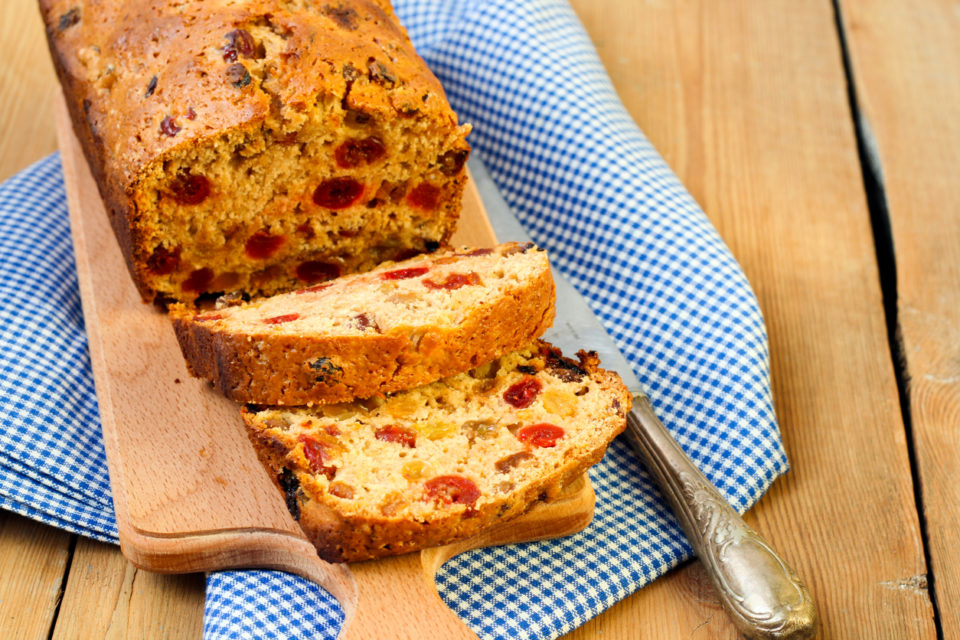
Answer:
[{"xmin": 470, "ymin": 155, "xmax": 817, "ymax": 640}]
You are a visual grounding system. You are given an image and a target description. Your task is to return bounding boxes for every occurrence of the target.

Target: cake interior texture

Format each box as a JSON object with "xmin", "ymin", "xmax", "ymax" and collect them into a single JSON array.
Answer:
[
  {"xmin": 43, "ymin": 0, "xmax": 470, "ymax": 302},
  {"xmin": 244, "ymin": 342, "xmax": 631, "ymax": 561}
]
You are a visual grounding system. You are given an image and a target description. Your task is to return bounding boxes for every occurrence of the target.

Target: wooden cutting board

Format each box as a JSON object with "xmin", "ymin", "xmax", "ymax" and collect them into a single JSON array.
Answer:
[{"xmin": 54, "ymin": 96, "xmax": 595, "ymax": 639}]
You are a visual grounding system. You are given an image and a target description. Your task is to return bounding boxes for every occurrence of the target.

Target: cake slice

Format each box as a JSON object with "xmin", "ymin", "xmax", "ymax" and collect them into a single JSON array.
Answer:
[
  {"xmin": 173, "ymin": 242, "xmax": 555, "ymax": 405},
  {"xmin": 243, "ymin": 342, "xmax": 631, "ymax": 562}
]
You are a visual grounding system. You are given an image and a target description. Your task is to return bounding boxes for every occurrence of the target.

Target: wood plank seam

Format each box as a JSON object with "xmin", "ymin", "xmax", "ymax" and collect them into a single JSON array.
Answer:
[
  {"xmin": 46, "ymin": 533, "xmax": 78, "ymax": 640},
  {"xmin": 831, "ymin": 1, "xmax": 945, "ymax": 636}
]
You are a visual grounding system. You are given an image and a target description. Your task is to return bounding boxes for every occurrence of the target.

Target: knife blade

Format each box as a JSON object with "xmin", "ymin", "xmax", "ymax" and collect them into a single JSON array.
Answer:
[{"xmin": 468, "ymin": 154, "xmax": 817, "ymax": 640}]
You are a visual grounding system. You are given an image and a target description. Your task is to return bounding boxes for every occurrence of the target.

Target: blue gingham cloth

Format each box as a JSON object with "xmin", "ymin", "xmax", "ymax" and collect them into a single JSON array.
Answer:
[{"xmin": 0, "ymin": 0, "xmax": 788, "ymax": 638}]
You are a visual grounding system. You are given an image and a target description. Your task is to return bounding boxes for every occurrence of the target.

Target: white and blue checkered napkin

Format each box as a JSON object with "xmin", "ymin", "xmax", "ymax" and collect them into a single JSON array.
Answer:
[{"xmin": 0, "ymin": 0, "xmax": 788, "ymax": 638}]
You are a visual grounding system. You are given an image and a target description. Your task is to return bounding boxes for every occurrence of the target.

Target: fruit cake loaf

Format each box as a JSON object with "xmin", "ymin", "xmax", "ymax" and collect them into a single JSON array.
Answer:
[
  {"xmin": 172, "ymin": 242, "xmax": 555, "ymax": 405},
  {"xmin": 41, "ymin": 0, "xmax": 471, "ymax": 304},
  {"xmin": 243, "ymin": 341, "xmax": 631, "ymax": 562}
]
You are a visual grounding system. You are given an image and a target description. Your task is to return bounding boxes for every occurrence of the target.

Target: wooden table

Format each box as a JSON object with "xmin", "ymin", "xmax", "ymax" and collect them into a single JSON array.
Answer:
[{"xmin": 1, "ymin": 0, "xmax": 956, "ymax": 637}]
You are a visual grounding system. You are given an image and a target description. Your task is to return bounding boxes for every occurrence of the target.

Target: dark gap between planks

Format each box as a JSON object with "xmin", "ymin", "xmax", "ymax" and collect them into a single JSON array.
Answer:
[
  {"xmin": 46, "ymin": 533, "xmax": 78, "ymax": 640},
  {"xmin": 831, "ymin": 1, "xmax": 944, "ymax": 637}
]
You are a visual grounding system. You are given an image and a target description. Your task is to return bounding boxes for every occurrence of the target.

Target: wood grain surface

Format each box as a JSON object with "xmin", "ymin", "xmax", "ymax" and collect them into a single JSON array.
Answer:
[
  {"xmin": 839, "ymin": 1, "xmax": 960, "ymax": 636},
  {"xmin": 0, "ymin": 0, "xmax": 955, "ymax": 638}
]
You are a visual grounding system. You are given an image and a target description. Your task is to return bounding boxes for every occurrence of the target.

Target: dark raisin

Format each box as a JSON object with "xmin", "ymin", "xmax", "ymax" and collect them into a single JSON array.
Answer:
[
  {"xmin": 438, "ymin": 149, "xmax": 469, "ymax": 176},
  {"xmin": 160, "ymin": 115, "xmax": 180, "ymax": 137},
  {"xmin": 182, "ymin": 268, "xmax": 214, "ymax": 293},
  {"xmin": 226, "ymin": 63, "xmax": 251, "ymax": 88},
  {"xmin": 245, "ymin": 231, "xmax": 285, "ymax": 259},
  {"xmin": 313, "ymin": 177, "xmax": 364, "ymax": 209},
  {"xmin": 503, "ymin": 376, "xmax": 542, "ymax": 409},
  {"xmin": 407, "ymin": 183, "xmax": 440, "ymax": 210},
  {"xmin": 344, "ymin": 109, "xmax": 370, "ymax": 127},
  {"xmin": 423, "ymin": 272, "xmax": 481, "ymax": 290},
  {"xmin": 278, "ymin": 468, "xmax": 302, "ymax": 520},
  {"xmin": 169, "ymin": 173, "xmax": 210, "ymax": 204},
  {"xmin": 461, "ymin": 248, "xmax": 493, "ymax": 257},
  {"xmin": 146, "ymin": 245, "xmax": 180, "ymax": 275},
  {"xmin": 516, "ymin": 365, "xmax": 538, "ymax": 375},
  {"xmin": 186, "ymin": 106, "xmax": 196, "ymax": 120},
  {"xmin": 545, "ymin": 349, "xmax": 587, "ymax": 383},
  {"xmin": 310, "ymin": 357, "xmax": 343, "ymax": 383},
  {"xmin": 223, "ymin": 29, "xmax": 257, "ymax": 62},
  {"xmin": 354, "ymin": 313, "xmax": 379, "ymax": 332},
  {"xmin": 502, "ymin": 242, "xmax": 535, "ymax": 256},
  {"xmin": 296, "ymin": 260, "xmax": 340, "ymax": 283},
  {"xmin": 424, "ymin": 239, "xmax": 441, "ymax": 252},
  {"xmin": 58, "ymin": 7, "xmax": 80, "ymax": 31},
  {"xmin": 496, "ymin": 451, "xmax": 533, "ymax": 473},
  {"xmin": 334, "ymin": 137, "xmax": 386, "ymax": 168},
  {"xmin": 375, "ymin": 425, "xmax": 416, "ymax": 448},
  {"xmin": 323, "ymin": 4, "xmax": 359, "ymax": 30},
  {"xmin": 381, "ymin": 266, "xmax": 429, "ymax": 280},
  {"xmin": 145, "ymin": 75, "xmax": 158, "ymax": 98},
  {"xmin": 342, "ymin": 62, "xmax": 360, "ymax": 82},
  {"xmin": 575, "ymin": 386, "xmax": 590, "ymax": 396},
  {"xmin": 368, "ymin": 59, "xmax": 396, "ymax": 86}
]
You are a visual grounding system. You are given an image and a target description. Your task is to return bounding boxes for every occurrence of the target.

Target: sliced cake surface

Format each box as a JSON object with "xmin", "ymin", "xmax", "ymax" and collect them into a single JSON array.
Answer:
[
  {"xmin": 243, "ymin": 341, "xmax": 631, "ymax": 562},
  {"xmin": 41, "ymin": 0, "xmax": 470, "ymax": 303},
  {"xmin": 173, "ymin": 242, "xmax": 555, "ymax": 404}
]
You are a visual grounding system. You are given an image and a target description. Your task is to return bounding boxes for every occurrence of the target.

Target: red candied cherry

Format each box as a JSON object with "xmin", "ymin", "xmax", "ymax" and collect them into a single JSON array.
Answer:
[
  {"xmin": 503, "ymin": 376, "xmax": 542, "ymax": 409},
  {"xmin": 335, "ymin": 137, "xmax": 386, "ymax": 168},
  {"xmin": 407, "ymin": 183, "xmax": 441, "ymax": 211},
  {"xmin": 160, "ymin": 115, "xmax": 180, "ymax": 137},
  {"xmin": 146, "ymin": 245, "xmax": 180, "ymax": 275},
  {"xmin": 423, "ymin": 272, "xmax": 481, "ymax": 290},
  {"xmin": 298, "ymin": 435, "xmax": 337, "ymax": 480},
  {"xmin": 263, "ymin": 313, "xmax": 300, "ymax": 325},
  {"xmin": 313, "ymin": 177, "xmax": 364, "ymax": 209},
  {"xmin": 381, "ymin": 266, "xmax": 429, "ymax": 280},
  {"xmin": 182, "ymin": 267, "xmax": 214, "ymax": 293},
  {"xmin": 245, "ymin": 231, "xmax": 285, "ymax": 259},
  {"xmin": 296, "ymin": 261, "xmax": 340, "ymax": 283},
  {"xmin": 169, "ymin": 173, "xmax": 210, "ymax": 205},
  {"xmin": 423, "ymin": 475, "xmax": 480, "ymax": 506},
  {"xmin": 296, "ymin": 282, "xmax": 333, "ymax": 295},
  {"xmin": 517, "ymin": 423, "xmax": 565, "ymax": 448},
  {"xmin": 375, "ymin": 425, "xmax": 417, "ymax": 448}
]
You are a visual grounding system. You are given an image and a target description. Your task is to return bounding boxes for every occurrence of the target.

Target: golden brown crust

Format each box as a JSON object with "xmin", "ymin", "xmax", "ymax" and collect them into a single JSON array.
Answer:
[
  {"xmin": 242, "ymin": 342, "xmax": 632, "ymax": 563},
  {"xmin": 41, "ymin": 0, "xmax": 469, "ymax": 303},
  {"xmin": 173, "ymin": 243, "xmax": 555, "ymax": 404}
]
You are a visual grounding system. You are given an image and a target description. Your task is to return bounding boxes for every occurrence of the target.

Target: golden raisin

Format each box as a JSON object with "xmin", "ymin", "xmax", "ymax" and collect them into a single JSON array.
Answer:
[
  {"xmin": 328, "ymin": 482, "xmax": 355, "ymax": 499},
  {"xmin": 401, "ymin": 460, "xmax": 433, "ymax": 480},
  {"xmin": 416, "ymin": 421, "xmax": 457, "ymax": 440}
]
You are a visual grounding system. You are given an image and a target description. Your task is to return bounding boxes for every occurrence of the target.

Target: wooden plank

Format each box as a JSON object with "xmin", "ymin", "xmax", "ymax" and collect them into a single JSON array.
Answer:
[
  {"xmin": 0, "ymin": 0, "xmax": 58, "ymax": 181},
  {"xmin": 52, "ymin": 538, "xmax": 205, "ymax": 640},
  {"xmin": 565, "ymin": 0, "xmax": 937, "ymax": 637},
  {"xmin": 0, "ymin": 513, "xmax": 72, "ymax": 639},
  {"xmin": 838, "ymin": 1, "xmax": 960, "ymax": 636}
]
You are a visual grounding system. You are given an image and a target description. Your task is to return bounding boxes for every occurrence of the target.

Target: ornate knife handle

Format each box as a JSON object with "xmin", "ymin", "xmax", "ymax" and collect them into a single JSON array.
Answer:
[{"xmin": 625, "ymin": 394, "xmax": 818, "ymax": 640}]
